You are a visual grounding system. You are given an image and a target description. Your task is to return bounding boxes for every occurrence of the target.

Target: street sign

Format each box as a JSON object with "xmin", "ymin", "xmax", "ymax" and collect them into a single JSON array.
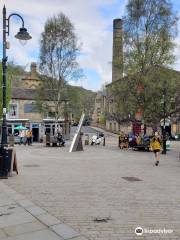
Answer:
[{"xmin": 160, "ymin": 118, "xmax": 171, "ymax": 127}]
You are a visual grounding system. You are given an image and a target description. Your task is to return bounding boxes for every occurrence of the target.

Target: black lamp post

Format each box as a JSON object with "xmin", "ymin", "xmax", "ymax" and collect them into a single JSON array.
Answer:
[
  {"xmin": 63, "ymin": 99, "xmax": 70, "ymax": 140},
  {"xmin": 0, "ymin": 5, "xmax": 31, "ymax": 178},
  {"xmin": 162, "ymin": 80, "xmax": 167, "ymax": 154}
]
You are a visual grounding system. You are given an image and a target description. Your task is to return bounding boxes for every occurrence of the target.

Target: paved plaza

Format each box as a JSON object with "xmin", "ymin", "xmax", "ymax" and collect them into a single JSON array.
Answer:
[{"xmin": 0, "ymin": 128, "xmax": 180, "ymax": 240}]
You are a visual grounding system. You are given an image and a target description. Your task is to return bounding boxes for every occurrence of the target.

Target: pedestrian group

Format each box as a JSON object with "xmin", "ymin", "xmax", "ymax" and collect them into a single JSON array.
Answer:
[
  {"xmin": 118, "ymin": 131, "xmax": 163, "ymax": 166},
  {"xmin": 19, "ymin": 129, "xmax": 33, "ymax": 145}
]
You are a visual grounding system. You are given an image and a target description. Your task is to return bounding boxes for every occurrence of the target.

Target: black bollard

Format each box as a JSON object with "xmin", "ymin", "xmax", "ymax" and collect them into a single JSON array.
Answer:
[{"xmin": 103, "ymin": 136, "xmax": 105, "ymax": 146}]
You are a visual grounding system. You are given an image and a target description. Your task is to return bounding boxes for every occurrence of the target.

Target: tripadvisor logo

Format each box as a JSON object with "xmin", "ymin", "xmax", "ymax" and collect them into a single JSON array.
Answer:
[
  {"xmin": 135, "ymin": 227, "xmax": 173, "ymax": 236},
  {"xmin": 135, "ymin": 227, "xmax": 143, "ymax": 236}
]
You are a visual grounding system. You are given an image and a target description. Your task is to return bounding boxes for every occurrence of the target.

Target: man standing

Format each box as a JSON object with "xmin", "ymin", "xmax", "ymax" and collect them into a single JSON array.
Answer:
[
  {"xmin": 29, "ymin": 130, "xmax": 33, "ymax": 145},
  {"xmin": 26, "ymin": 130, "xmax": 31, "ymax": 145},
  {"xmin": 19, "ymin": 130, "xmax": 24, "ymax": 145}
]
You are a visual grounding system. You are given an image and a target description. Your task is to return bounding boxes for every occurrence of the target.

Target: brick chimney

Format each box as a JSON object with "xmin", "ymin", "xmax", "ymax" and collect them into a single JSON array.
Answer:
[
  {"xmin": 112, "ymin": 19, "xmax": 123, "ymax": 82},
  {"xmin": 30, "ymin": 62, "xmax": 37, "ymax": 77}
]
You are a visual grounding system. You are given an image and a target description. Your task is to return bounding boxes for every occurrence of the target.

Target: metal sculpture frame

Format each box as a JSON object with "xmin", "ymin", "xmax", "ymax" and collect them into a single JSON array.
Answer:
[{"xmin": 69, "ymin": 113, "xmax": 85, "ymax": 152}]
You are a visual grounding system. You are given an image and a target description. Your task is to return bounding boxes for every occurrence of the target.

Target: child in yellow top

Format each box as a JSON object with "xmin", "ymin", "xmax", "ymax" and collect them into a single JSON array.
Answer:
[{"xmin": 150, "ymin": 132, "xmax": 162, "ymax": 166}]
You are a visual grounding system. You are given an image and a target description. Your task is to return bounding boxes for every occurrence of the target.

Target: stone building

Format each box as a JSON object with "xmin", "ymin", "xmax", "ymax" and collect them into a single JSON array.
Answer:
[
  {"xmin": 92, "ymin": 91, "xmax": 106, "ymax": 125},
  {"xmin": 7, "ymin": 63, "xmax": 67, "ymax": 141},
  {"xmin": 171, "ymin": 83, "xmax": 180, "ymax": 135}
]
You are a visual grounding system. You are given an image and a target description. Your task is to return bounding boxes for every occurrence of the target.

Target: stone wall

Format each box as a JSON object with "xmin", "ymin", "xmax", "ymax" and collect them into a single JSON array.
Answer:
[{"xmin": 10, "ymin": 99, "xmax": 42, "ymax": 122}]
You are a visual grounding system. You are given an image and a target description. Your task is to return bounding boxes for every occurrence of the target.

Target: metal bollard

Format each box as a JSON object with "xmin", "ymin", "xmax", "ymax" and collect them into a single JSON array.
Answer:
[
  {"xmin": 84, "ymin": 134, "xmax": 89, "ymax": 145},
  {"xmin": 103, "ymin": 136, "xmax": 105, "ymax": 146}
]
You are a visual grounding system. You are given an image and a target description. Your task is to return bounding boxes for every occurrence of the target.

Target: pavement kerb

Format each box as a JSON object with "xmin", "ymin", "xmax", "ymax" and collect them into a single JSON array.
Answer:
[{"xmin": 0, "ymin": 181, "xmax": 89, "ymax": 240}]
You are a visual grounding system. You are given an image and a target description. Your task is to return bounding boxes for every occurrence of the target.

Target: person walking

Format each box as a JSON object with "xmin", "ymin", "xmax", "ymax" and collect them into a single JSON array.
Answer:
[
  {"xmin": 29, "ymin": 130, "xmax": 33, "ymax": 145},
  {"xmin": 118, "ymin": 132, "xmax": 123, "ymax": 149},
  {"xmin": 19, "ymin": 130, "xmax": 24, "ymax": 145},
  {"xmin": 24, "ymin": 130, "xmax": 28, "ymax": 145},
  {"xmin": 26, "ymin": 130, "xmax": 31, "ymax": 145},
  {"xmin": 150, "ymin": 131, "xmax": 162, "ymax": 166}
]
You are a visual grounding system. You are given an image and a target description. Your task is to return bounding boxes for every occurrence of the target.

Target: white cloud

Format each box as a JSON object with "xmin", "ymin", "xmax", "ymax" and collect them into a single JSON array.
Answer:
[
  {"xmin": 0, "ymin": 0, "xmax": 128, "ymax": 91},
  {"xmin": 1, "ymin": 0, "xmax": 179, "ymax": 91}
]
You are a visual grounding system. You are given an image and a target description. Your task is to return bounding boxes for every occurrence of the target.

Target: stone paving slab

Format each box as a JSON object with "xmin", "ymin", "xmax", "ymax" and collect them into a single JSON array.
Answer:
[
  {"xmin": 3, "ymin": 229, "xmax": 64, "ymax": 240},
  {"xmin": 0, "ymin": 182, "xmax": 88, "ymax": 240},
  {"xmin": 5, "ymin": 193, "xmax": 25, "ymax": 201},
  {"xmin": 0, "ymin": 193, "xmax": 15, "ymax": 207},
  {"xmin": 50, "ymin": 223, "xmax": 80, "ymax": 239},
  {"xmin": 17, "ymin": 199, "xmax": 35, "ymax": 208},
  {"xmin": 36, "ymin": 213, "xmax": 62, "ymax": 226},
  {"xmin": 2, "ymin": 221, "xmax": 46, "ymax": 237},
  {"xmin": 0, "ymin": 205, "xmax": 35, "ymax": 228},
  {"xmin": 72, "ymin": 237, "xmax": 90, "ymax": 240},
  {"xmin": 1, "ymin": 135, "xmax": 180, "ymax": 240},
  {"xmin": 25, "ymin": 206, "xmax": 47, "ymax": 216},
  {"xmin": 0, "ymin": 228, "xmax": 7, "ymax": 239}
]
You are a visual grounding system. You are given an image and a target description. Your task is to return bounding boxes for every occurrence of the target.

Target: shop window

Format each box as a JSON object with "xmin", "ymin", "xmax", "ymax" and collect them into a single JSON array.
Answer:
[
  {"xmin": 9, "ymin": 104, "xmax": 18, "ymax": 118},
  {"xmin": 48, "ymin": 112, "xmax": 55, "ymax": 118},
  {"xmin": 24, "ymin": 103, "xmax": 38, "ymax": 113}
]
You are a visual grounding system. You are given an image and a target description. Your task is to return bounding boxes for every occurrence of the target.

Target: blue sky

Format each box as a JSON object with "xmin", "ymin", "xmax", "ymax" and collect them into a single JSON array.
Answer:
[{"xmin": 0, "ymin": 0, "xmax": 180, "ymax": 91}]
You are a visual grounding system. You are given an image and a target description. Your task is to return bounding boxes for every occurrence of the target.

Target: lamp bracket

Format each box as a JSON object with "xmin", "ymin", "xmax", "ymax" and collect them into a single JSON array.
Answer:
[
  {"xmin": 6, "ymin": 13, "xmax": 24, "ymax": 36},
  {"xmin": 2, "ymin": 57, "xmax": 8, "ymax": 63}
]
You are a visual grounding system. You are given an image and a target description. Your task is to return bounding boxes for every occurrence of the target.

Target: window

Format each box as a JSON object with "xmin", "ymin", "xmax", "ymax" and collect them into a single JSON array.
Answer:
[
  {"xmin": 7, "ymin": 125, "xmax": 12, "ymax": 135},
  {"xmin": 96, "ymin": 99, "xmax": 101, "ymax": 103},
  {"xmin": 9, "ymin": 104, "xmax": 18, "ymax": 118},
  {"xmin": 24, "ymin": 103, "xmax": 38, "ymax": 113},
  {"xmin": 48, "ymin": 112, "xmax": 55, "ymax": 118},
  {"xmin": 97, "ymin": 108, "xmax": 101, "ymax": 113}
]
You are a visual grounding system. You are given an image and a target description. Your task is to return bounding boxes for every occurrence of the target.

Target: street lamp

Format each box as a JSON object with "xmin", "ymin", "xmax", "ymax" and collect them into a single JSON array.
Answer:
[
  {"xmin": 62, "ymin": 99, "xmax": 70, "ymax": 140},
  {"xmin": 0, "ymin": 5, "xmax": 31, "ymax": 178},
  {"xmin": 162, "ymin": 80, "xmax": 167, "ymax": 154}
]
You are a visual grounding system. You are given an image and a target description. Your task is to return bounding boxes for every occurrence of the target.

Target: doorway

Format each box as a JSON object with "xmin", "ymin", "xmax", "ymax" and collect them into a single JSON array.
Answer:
[{"xmin": 32, "ymin": 128, "xmax": 39, "ymax": 142}]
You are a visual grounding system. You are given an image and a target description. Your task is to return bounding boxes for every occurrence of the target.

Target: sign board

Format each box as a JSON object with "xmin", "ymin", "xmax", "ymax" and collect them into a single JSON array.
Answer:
[
  {"xmin": 160, "ymin": 118, "xmax": 171, "ymax": 127},
  {"xmin": 32, "ymin": 124, "xmax": 39, "ymax": 128},
  {"xmin": 69, "ymin": 113, "xmax": 85, "ymax": 152},
  {"xmin": 8, "ymin": 147, "xmax": 18, "ymax": 176}
]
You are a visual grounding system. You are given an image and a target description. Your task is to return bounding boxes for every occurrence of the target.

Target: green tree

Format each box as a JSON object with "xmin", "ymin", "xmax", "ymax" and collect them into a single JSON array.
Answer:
[
  {"xmin": 66, "ymin": 85, "xmax": 96, "ymax": 122},
  {"xmin": 38, "ymin": 13, "xmax": 82, "ymax": 120},
  {"xmin": 112, "ymin": 66, "xmax": 178, "ymax": 126},
  {"xmin": 123, "ymin": 0, "xmax": 178, "ymax": 75},
  {"xmin": 0, "ymin": 62, "xmax": 24, "ymax": 119},
  {"xmin": 112, "ymin": 0, "xmax": 179, "ymax": 126},
  {"xmin": 99, "ymin": 113, "xmax": 106, "ymax": 125}
]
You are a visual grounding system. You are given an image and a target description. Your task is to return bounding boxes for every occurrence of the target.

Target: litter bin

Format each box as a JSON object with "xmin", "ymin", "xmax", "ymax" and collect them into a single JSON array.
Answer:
[{"xmin": 0, "ymin": 147, "xmax": 10, "ymax": 178}]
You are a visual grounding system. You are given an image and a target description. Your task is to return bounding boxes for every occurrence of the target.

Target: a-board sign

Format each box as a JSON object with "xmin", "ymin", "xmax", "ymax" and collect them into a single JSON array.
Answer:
[
  {"xmin": 8, "ymin": 147, "xmax": 18, "ymax": 176},
  {"xmin": 69, "ymin": 113, "xmax": 85, "ymax": 152}
]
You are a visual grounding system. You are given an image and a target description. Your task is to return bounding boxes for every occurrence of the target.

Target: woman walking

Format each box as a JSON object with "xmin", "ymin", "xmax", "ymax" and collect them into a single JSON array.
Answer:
[{"xmin": 150, "ymin": 132, "xmax": 162, "ymax": 166}]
